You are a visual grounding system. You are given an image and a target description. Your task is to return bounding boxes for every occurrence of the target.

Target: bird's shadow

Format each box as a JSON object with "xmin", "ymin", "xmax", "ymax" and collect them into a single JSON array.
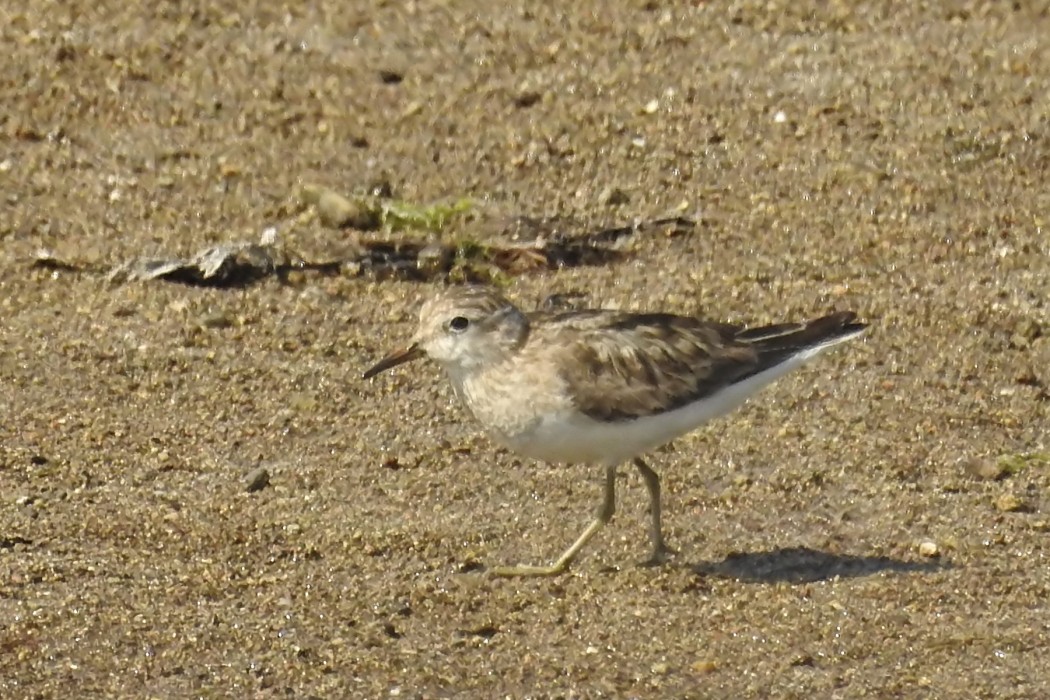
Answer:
[{"xmin": 688, "ymin": 546, "xmax": 949, "ymax": 584}]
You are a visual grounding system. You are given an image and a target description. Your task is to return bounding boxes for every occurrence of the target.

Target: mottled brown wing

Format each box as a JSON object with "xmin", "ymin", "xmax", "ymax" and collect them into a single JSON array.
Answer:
[{"xmin": 538, "ymin": 311, "xmax": 760, "ymax": 422}]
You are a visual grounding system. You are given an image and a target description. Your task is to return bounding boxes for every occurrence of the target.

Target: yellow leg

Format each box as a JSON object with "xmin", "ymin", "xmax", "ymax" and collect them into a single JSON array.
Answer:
[
  {"xmin": 490, "ymin": 464, "xmax": 618, "ymax": 577},
  {"xmin": 633, "ymin": 457, "xmax": 676, "ymax": 565}
]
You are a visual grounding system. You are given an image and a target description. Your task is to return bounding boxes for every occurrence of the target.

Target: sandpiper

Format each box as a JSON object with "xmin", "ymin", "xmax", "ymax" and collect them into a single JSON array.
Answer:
[{"xmin": 364, "ymin": 286, "xmax": 867, "ymax": 577}]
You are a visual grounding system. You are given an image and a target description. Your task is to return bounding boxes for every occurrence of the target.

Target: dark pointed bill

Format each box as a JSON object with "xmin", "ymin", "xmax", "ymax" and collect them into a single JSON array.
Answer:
[{"xmin": 362, "ymin": 343, "xmax": 424, "ymax": 379}]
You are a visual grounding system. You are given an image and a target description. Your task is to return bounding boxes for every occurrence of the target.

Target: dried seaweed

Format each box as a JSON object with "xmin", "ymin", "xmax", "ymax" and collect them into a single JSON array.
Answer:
[{"xmin": 31, "ymin": 188, "xmax": 694, "ymax": 288}]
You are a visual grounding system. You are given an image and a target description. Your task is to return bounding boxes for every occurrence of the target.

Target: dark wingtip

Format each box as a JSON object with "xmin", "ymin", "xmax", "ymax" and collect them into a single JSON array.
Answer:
[
  {"xmin": 810, "ymin": 311, "xmax": 868, "ymax": 338},
  {"xmin": 840, "ymin": 312, "xmax": 869, "ymax": 338}
]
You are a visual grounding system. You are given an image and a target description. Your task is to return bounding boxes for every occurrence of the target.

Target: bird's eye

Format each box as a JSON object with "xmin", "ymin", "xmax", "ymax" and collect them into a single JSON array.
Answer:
[{"xmin": 448, "ymin": 316, "xmax": 470, "ymax": 333}]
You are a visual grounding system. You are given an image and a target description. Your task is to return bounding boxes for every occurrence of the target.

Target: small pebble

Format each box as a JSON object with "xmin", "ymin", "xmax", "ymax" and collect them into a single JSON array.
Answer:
[
  {"xmin": 378, "ymin": 68, "xmax": 404, "ymax": 84},
  {"xmin": 994, "ymin": 493, "xmax": 1030, "ymax": 513},
  {"xmin": 245, "ymin": 466, "xmax": 271, "ymax": 493},
  {"xmin": 302, "ymin": 185, "xmax": 380, "ymax": 230},
  {"xmin": 963, "ymin": 457, "xmax": 1008, "ymax": 481},
  {"xmin": 918, "ymin": 541, "xmax": 939, "ymax": 558}
]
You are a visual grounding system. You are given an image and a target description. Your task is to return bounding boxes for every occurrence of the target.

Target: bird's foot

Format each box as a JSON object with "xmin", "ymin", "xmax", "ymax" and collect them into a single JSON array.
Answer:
[{"xmin": 638, "ymin": 543, "xmax": 678, "ymax": 568}]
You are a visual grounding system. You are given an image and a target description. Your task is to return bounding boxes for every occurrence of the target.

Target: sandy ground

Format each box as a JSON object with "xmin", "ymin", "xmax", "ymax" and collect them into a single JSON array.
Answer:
[{"xmin": 2, "ymin": 1, "xmax": 1049, "ymax": 697}]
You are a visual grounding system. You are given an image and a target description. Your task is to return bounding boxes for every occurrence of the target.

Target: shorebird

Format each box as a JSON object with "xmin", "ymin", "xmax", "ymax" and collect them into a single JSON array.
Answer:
[{"xmin": 364, "ymin": 286, "xmax": 866, "ymax": 576}]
